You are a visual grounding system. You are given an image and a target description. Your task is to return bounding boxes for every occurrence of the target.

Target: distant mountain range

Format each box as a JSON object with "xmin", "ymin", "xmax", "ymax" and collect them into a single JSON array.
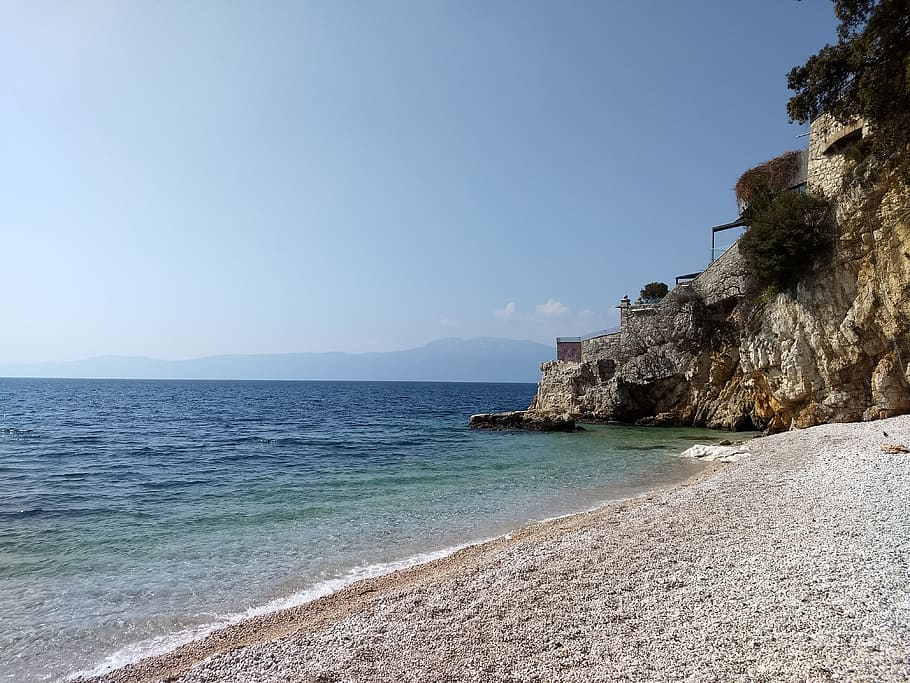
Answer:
[{"xmin": 0, "ymin": 338, "xmax": 554, "ymax": 383}]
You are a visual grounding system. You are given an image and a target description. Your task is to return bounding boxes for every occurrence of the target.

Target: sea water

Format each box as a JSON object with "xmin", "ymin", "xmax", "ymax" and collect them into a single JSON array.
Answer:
[{"xmin": 0, "ymin": 379, "xmax": 724, "ymax": 681}]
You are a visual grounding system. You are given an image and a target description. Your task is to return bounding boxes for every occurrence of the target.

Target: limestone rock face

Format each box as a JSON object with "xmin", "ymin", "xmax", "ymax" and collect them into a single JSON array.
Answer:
[{"xmin": 530, "ymin": 172, "xmax": 910, "ymax": 432}]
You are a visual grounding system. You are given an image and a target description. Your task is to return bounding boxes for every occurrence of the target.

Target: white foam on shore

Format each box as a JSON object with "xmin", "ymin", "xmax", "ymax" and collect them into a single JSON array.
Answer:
[
  {"xmin": 68, "ymin": 444, "xmax": 716, "ymax": 681},
  {"xmin": 68, "ymin": 539, "xmax": 494, "ymax": 681},
  {"xmin": 66, "ymin": 480, "xmax": 688, "ymax": 681}
]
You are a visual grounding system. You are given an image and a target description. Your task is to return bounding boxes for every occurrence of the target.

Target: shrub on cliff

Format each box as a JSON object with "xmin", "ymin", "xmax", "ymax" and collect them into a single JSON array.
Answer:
[
  {"xmin": 735, "ymin": 151, "xmax": 803, "ymax": 207},
  {"xmin": 639, "ymin": 282, "xmax": 668, "ymax": 300},
  {"xmin": 739, "ymin": 190, "xmax": 834, "ymax": 291}
]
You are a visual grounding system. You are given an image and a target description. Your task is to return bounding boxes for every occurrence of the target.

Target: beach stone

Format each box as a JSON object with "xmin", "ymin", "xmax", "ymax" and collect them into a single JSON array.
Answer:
[{"xmin": 679, "ymin": 443, "xmax": 750, "ymax": 462}]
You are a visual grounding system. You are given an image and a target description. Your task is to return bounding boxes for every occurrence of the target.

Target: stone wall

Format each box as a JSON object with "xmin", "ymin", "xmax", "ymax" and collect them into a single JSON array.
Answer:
[
  {"xmin": 571, "ymin": 282, "xmax": 741, "ymax": 368},
  {"xmin": 556, "ymin": 340, "xmax": 582, "ymax": 362},
  {"xmin": 687, "ymin": 243, "xmax": 750, "ymax": 306},
  {"xmin": 572, "ymin": 243, "xmax": 749, "ymax": 369},
  {"xmin": 580, "ymin": 332, "xmax": 622, "ymax": 363},
  {"xmin": 808, "ymin": 114, "xmax": 867, "ymax": 199}
]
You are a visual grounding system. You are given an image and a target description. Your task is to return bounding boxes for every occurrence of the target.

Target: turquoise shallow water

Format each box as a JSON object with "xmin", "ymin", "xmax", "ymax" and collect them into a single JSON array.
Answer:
[{"xmin": 0, "ymin": 379, "xmax": 726, "ymax": 681}]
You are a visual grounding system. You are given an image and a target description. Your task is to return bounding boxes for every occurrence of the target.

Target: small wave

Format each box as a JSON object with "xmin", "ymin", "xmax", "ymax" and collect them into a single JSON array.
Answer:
[
  {"xmin": 0, "ymin": 504, "xmax": 116, "ymax": 521},
  {"xmin": 1, "ymin": 507, "xmax": 47, "ymax": 519},
  {"xmin": 616, "ymin": 444, "xmax": 667, "ymax": 452},
  {"xmin": 71, "ymin": 435, "xmax": 104, "ymax": 444},
  {"xmin": 230, "ymin": 436, "xmax": 312, "ymax": 446},
  {"xmin": 226, "ymin": 435, "xmax": 397, "ymax": 452},
  {"xmin": 0, "ymin": 427, "xmax": 39, "ymax": 439},
  {"xmin": 67, "ymin": 539, "xmax": 492, "ymax": 681}
]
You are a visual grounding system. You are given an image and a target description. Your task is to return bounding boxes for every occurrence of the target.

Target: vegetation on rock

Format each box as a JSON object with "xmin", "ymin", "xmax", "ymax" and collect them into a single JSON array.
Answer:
[
  {"xmin": 530, "ymin": 1, "xmax": 910, "ymax": 432},
  {"xmin": 786, "ymin": 0, "xmax": 910, "ymax": 178},
  {"xmin": 739, "ymin": 189, "xmax": 834, "ymax": 291},
  {"xmin": 735, "ymin": 151, "xmax": 803, "ymax": 206},
  {"xmin": 638, "ymin": 282, "xmax": 668, "ymax": 300}
]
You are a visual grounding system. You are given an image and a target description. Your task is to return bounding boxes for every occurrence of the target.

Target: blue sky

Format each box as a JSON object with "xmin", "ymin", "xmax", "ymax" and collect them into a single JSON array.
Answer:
[{"xmin": 1, "ymin": 1, "xmax": 838, "ymax": 362}]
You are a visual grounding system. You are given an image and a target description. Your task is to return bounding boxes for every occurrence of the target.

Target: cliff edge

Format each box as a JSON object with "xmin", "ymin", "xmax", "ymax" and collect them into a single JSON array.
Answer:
[{"xmin": 531, "ymin": 117, "xmax": 910, "ymax": 432}]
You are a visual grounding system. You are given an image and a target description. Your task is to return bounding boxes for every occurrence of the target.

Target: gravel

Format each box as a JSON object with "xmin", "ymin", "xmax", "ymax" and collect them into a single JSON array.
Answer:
[{"xmin": 90, "ymin": 416, "xmax": 910, "ymax": 682}]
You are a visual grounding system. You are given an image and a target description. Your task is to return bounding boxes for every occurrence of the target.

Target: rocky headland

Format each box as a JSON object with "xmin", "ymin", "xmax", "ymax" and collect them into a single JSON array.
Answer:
[{"xmin": 525, "ymin": 116, "xmax": 910, "ymax": 433}]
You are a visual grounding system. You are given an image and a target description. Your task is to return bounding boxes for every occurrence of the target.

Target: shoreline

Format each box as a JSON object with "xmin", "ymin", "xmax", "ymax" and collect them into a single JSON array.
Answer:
[
  {"xmin": 77, "ymin": 453, "xmax": 724, "ymax": 682},
  {"xmin": 68, "ymin": 425, "xmax": 718, "ymax": 681},
  {"xmin": 69, "ymin": 538, "xmax": 495, "ymax": 681},
  {"xmin": 84, "ymin": 417, "xmax": 910, "ymax": 682}
]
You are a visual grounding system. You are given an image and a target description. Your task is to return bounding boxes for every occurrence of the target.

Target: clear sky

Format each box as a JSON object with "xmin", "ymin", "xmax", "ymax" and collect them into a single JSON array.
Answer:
[{"xmin": 2, "ymin": 1, "xmax": 838, "ymax": 362}]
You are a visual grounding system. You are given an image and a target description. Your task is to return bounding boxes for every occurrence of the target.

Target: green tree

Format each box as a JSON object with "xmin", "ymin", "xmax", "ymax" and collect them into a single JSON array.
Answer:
[
  {"xmin": 739, "ymin": 190, "xmax": 834, "ymax": 291},
  {"xmin": 786, "ymin": 0, "xmax": 910, "ymax": 175},
  {"xmin": 639, "ymin": 282, "xmax": 668, "ymax": 300}
]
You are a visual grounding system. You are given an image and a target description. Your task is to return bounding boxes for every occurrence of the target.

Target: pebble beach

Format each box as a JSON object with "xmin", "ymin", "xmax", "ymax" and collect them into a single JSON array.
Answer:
[{"xmin": 86, "ymin": 415, "xmax": 910, "ymax": 682}]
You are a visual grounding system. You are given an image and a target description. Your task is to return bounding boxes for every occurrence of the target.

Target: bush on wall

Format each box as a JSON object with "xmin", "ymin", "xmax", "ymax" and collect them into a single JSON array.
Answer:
[
  {"xmin": 639, "ymin": 282, "xmax": 668, "ymax": 300},
  {"xmin": 735, "ymin": 151, "xmax": 803, "ymax": 207}
]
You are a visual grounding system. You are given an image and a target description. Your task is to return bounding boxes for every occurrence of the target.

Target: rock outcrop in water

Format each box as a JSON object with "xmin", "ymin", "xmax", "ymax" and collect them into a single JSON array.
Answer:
[
  {"xmin": 528, "ymin": 116, "xmax": 910, "ymax": 433},
  {"xmin": 469, "ymin": 411, "xmax": 579, "ymax": 432}
]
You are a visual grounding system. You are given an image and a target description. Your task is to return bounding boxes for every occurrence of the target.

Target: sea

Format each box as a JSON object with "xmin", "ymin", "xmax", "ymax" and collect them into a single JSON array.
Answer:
[{"xmin": 0, "ymin": 378, "xmax": 724, "ymax": 681}]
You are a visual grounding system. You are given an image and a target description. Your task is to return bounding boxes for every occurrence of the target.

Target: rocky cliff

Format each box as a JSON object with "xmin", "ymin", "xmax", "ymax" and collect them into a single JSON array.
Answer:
[{"xmin": 530, "ymin": 121, "xmax": 910, "ymax": 433}]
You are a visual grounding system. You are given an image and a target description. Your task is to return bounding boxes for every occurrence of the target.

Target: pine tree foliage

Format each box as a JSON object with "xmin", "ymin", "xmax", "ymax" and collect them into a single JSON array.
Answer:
[
  {"xmin": 787, "ymin": 0, "xmax": 910, "ymax": 176},
  {"xmin": 739, "ymin": 190, "xmax": 835, "ymax": 291}
]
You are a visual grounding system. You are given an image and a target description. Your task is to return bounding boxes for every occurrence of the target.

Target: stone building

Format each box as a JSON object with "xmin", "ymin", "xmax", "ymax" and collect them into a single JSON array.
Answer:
[{"xmin": 807, "ymin": 114, "xmax": 867, "ymax": 199}]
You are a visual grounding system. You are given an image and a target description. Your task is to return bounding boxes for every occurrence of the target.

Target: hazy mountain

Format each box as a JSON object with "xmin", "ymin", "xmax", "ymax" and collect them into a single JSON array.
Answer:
[{"xmin": 0, "ymin": 338, "xmax": 554, "ymax": 383}]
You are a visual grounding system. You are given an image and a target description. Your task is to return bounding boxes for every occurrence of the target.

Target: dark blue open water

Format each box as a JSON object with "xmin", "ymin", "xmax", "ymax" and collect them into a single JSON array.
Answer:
[{"xmin": 0, "ymin": 379, "xmax": 720, "ymax": 681}]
